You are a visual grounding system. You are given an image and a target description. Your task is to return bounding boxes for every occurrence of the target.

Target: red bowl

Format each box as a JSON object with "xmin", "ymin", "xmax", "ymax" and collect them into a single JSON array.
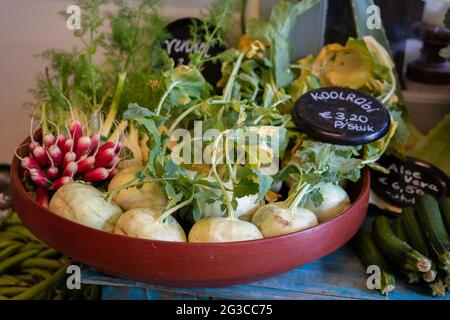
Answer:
[{"xmin": 11, "ymin": 137, "xmax": 370, "ymax": 287}]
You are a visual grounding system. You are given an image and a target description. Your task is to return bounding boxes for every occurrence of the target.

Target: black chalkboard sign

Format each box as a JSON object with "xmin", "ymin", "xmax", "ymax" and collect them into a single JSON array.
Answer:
[
  {"xmin": 292, "ymin": 87, "xmax": 391, "ymax": 145},
  {"xmin": 164, "ymin": 18, "xmax": 225, "ymax": 85},
  {"xmin": 371, "ymin": 155, "xmax": 450, "ymax": 207}
]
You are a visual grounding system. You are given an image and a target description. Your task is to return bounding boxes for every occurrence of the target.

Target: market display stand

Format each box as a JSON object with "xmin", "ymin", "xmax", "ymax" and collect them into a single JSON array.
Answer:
[{"xmin": 81, "ymin": 210, "xmax": 449, "ymax": 300}]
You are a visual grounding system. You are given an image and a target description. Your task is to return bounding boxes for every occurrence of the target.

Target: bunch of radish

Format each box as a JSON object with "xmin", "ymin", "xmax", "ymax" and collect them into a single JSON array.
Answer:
[{"xmin": 18, "ymin": 119, "xmax": 123, "ymax": 208}]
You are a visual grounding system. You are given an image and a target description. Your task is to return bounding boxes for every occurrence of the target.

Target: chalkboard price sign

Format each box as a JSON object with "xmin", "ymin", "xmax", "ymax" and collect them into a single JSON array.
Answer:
[
  {"xmin": 292, "ymin": 87, "xmax": 391, "ymax": 145},
  {"xmin": 371, "ymin": 155, "xmax": 449, "ymax": 208},
  {"xmin": 164, "ymin": 18, "xmax": 225, "ymax": 85}
]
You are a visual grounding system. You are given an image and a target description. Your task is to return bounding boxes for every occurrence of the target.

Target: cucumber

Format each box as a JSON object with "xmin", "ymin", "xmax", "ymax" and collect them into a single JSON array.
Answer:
[
  {"xmin": 415, "ymin": 195, "xmax": 450, "ymax": 269},
  {"xmin": 391, "ymin": 218, "xmax": 408, "ymax": 242},
  {"xmin": 438, "ymin": 197, "xmax": 450, "ymax": 235},
  {"xmin": 353, "ymin": 228, "xmax": 395, "ymax": 296},
  {"xmin": 391, "ymin": 217, "xmax": 422, "ymax": 284},
  {"xmin": 373, "ymin": 216, "xmax": 431, "ymax": 272},
  {"xmin": 401, "ymin": 207, "xmax": 437, "ymax": 282}
]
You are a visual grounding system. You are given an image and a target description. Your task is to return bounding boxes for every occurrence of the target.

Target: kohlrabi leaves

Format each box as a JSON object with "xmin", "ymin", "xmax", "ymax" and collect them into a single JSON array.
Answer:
[
  {"xmin": 247, "ymin": 0, "xmax": 319, "ymax": 88},
  {"xmin": 163, "ymin": 65, "xmax": 212, "ymax": 110},
  {"xmin": 234, "ymin": 167, "xmax": 259, "ymax": 198}
]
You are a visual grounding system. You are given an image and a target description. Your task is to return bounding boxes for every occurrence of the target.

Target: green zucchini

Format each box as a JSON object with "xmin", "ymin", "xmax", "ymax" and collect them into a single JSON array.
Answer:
[
  {"xmin": 401, "ymin": 207, "xmax": 437, "ymax": 282},
  {"xmin": 353, "ymin": 228, "xmax": 395, "ymax": 295},
  {"xmin": 415, "ymin": 195, "xmax": 450, "ymax": 269},
  {"xmin": 438, "ymin": 197, "xmax": 450, "ymax": 235},
  {"xmin": 373, "ymin": 216, "xmax": 431, "ymax": 272},
  {"xmin": 391, "ymin": 217, "xmax": 422, "ymax": 284}
]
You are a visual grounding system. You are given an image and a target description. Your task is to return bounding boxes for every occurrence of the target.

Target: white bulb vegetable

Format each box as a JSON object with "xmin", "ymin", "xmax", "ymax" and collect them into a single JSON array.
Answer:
[
  {"xmin": 108, "ymin": 165, "xmax": 167, "ymax": 212},
  {"xmin": 188, "ymin": 217, "xmax": 263, "ymax": 243},
  {"xmin": 252, "ymin": 203, "xmax": 318, "ymax": 237},
  {"xmin": 114, "ymin": 208, "xmax": 186, "ymax": 242},
  {"xmin": 304, "ymin": 183, "xmax": 351, "ymax": 222},
  {"xmin": 49, "ymin": 182, "xmax": 123, "ymax": 231}
]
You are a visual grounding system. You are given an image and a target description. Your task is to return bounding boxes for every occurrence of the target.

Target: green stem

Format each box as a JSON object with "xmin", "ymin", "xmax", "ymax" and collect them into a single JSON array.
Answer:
[
  {"xmin": 211, "ymin": 130, "xmax": 236, "ymax": 220},
  {"xmin": 223, "ymin": 53, "xmax": 244, "ymax": 102},
  {"xmin": 156, "ymin": 81, "xmax": 180, "ymax": 116},
  {"xmin": 167, "ymin": 102, "xmax": 202, "ymax": 138},
  {"xmin": 288, "ymin": 183, "xmax": 311, "ymax": 211},
  {"xmin": 101, "ymin": 71, "xmax": 127, "ymax": 138},
  {"xmin": 105, "ymin": 177, "xmax": 173, "ymax": 201},
  {"xmin": 40, "ymin": 104, "xmax": 49, "ymax": 135},
  {"xmin": 157, "ymin": 193, "xmax": 194, "ymax": 223},
  {"xmin": 380, "ymin": 72, "xmax": 396, "ymax": 105}
]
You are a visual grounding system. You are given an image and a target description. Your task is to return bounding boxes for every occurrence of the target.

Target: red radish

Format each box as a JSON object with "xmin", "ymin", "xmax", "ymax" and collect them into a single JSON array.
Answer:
[
  {"xmin": 21, "ymin": 156, "xmax": 40, "ymax": 170},
  {"xmin": 63, "ymin": 139, "xmax": 74, "ymax": 154},
  {"xmin": 83, "ymin": 167, "xmax": 110, "ymax": 182},
  {"xmin": 32, "ymin": 146, "xmax": 48, "ymax": 166},
  {"xmin": 107, "ymin": 156, "xmax": 121, "ymax": 168},
  {"xmin": 75, "ymin": 136, "xmax": 92, "ymax": 159},
  {"xmin": 63, "ymin": 161, "xmax": 78, "ymax": 177},
  {"xmin": 28, "ymin": 142, "xmax": 40, "ymax": 153},
  {"xmin": 29, "ymin": 168, "xmax": 48, "ymax": 188},
  {"xmin": 69, "ymin": 121, "xmax": 82, "ymax": 145},
  {"xmin": 98, "ymin": 141, "xmax": 116, "ymax": 153},
  {"xmin": 108, "ymin": 168, "xmax": 119, "ymax": 179},
  {"xmin": 89, "ymin": 134, "xmax": 101, "ymax": 155},
  {"xmin": 47, "ymin": 145, "xmax": 62, "ymax": 166},
  {"xmin": 36, "ymin": 187, "xmax": 49, "ymax": 208},
  {"xmin": 77, "ymin": 156, "xmax": 95, "ymax": 174},
  {"xmin": 56, "ymin": 134, "xmax": 66, "ymax": 150},
  {"xmin": 95, "ymin": 148, "xmax": 115, "ymax": 168},
  {"xmin": 98, "ymin": 141, "xmax": 122, "ymax": 154},
  {"xmin": 62, "ymin": 151, "xmax": 76, "ymax": 169},
  {"xmin": 51, "ymin": 176, "xmax": 73, "ymax": 190},
  {"xmin": 47, "ymin": 166, "xmax": 59, "ymax": 180},
  {"xmin": 43, "ymin": 133, "xmax": 55, "ymax": 148}
]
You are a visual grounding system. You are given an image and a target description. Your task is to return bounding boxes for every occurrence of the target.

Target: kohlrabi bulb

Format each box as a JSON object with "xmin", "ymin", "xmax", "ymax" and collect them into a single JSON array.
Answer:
[
  {"xmin": 108, "ymin": 165, "xmax": 167, "ymax": 212},
  {"xmin": 114, "ymin": 208, "xmax": 186, "ymax": 242},
  {"xmin": 188, "ymin": 217, "xmax": 263, "ymax": 243},
  {"xmin": 304, "ymin": 183, "xmax": 351, "ymax": 223},
  {"xmin": 199, "ymin": 178, "xmax": 261, "ymax": 219},
  {"xmin": 252, "ymin": 203, "xmax": 318, "ymax": 237},
  {"xmin": 49, "ymin": 182, "xmax": 123, "ymax": 231}
]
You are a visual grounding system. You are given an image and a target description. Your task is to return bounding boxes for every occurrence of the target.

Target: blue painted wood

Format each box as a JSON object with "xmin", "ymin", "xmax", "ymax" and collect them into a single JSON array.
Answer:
[
  {"xmin": 82, "ymin": 243, "xmax": 448, "ymax": 300},
  {"xmin": 81, "ymin": 211, "xmax": 449, "ymax": 300}
]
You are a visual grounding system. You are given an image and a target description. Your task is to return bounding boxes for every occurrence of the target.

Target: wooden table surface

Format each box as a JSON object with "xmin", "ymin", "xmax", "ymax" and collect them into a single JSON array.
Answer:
[{"xmin": 81, "ymin": 242, "xmax": 449, "ymax": 300}]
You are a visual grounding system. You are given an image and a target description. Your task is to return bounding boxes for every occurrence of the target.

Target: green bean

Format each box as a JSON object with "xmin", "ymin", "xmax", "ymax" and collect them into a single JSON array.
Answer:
[
  {"xmin": 20, "ymin": 258, "xmax": 61, "ymax": 270},
  {"xmin": 12, "ymin": 263, "xmax": 69, "ymax": 300},
  {"xmin": 0, "ymin": 243, "xmax": 23, "ymax": 260},
  {"xmin": 14, "ymin": 274, "xmax": 35, "ymax": 282},
  {"xmin": 0, "ymin": 277, "xmax": 29, "ymax": 287},
  {"xmin": 0, "ymin": 240, "xmax": 20, "ymax": 249},
  {"xmin": 0, "ymin": 286, "xmax": 28, "ymax": 296},
  {"xmin": 19, "ymin": 242, "xmax": 45, "ymax": 252},
  {"xmin": 0, "ymin": 231, "xmax": 26, "ymax": 241},
  {"xmin": 5, "ymin": 213, "xmax": 21, "ymax": 225},
  {"xmin": 6, "ymin": 226, "xmax": 40, "ymax": 243},
  {"xmin": 21, "ymin": 268, "xmax": 52, "ymax": 279},
  {"xmin": 38, "ymin": 248, "xmax": 60, "ymax": 259},
  {"xmin": 0, "ymin": 249, "xmax": 40, "ymax": 274}
]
